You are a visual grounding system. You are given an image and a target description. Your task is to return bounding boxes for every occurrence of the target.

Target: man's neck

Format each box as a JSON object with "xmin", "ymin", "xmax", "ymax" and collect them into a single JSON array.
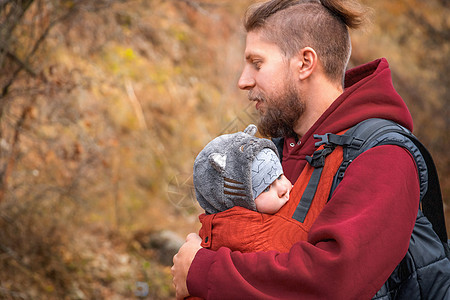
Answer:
[{"xmin": 294, "ymin": 78, "xmax": 343, "ymax": 139}]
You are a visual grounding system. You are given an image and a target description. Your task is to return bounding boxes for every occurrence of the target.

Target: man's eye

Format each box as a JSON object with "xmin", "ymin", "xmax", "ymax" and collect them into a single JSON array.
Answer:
[{"xmin": 253, "ymin": 61, "xmax": 262, "ymax": 70}]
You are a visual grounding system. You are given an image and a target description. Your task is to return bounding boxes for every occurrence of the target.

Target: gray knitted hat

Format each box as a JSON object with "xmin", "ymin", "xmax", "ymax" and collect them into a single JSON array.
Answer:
[{"xmin": 193, "ymin": 124, "xmax": 282, "ymax": 214}]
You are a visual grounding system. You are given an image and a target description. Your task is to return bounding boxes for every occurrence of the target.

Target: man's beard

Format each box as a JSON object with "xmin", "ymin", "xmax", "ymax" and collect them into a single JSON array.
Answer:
[{"xmin": 253, "ymin": 82, "xmax": 304, "ymax": 138}]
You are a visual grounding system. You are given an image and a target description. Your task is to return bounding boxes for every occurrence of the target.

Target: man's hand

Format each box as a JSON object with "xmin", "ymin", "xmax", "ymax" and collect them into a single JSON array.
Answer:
[{"xmin": 171, "ymin": 233, "xmax": 202, "ymax": 299}]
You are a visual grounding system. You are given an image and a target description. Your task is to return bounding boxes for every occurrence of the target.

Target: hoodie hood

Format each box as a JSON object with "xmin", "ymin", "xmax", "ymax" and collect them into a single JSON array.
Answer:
[{"xmin": 282, "ymin": 58, "xmax": 413, "ymax": 182}]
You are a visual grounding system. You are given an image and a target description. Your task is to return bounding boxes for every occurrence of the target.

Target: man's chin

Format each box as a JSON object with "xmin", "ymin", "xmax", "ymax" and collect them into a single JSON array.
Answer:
[{"xmin": 258, "ymin": 122, "xmax": 297, "ymax": 139}]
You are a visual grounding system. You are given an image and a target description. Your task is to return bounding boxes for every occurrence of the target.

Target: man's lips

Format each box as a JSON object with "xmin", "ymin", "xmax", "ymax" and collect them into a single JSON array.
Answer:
[
  {"xmin": 249, "ymin": 97, "xmax": 263, "ymax": 110},
  {"xmin": 248, "ymin": 92, "xmax": 265, "ymax": 111}
]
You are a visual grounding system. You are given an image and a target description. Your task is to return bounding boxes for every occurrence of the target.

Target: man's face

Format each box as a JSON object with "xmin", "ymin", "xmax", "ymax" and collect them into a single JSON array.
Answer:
[{"xmin": 238, "ymin": 31, "xmax": 304, "ymax": 138}]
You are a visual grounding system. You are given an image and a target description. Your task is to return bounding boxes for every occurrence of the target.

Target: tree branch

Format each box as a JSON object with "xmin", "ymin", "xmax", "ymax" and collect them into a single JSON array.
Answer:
[{"xmin": 3, "ymin": 50, "xmax": 37, "ymax": 77}]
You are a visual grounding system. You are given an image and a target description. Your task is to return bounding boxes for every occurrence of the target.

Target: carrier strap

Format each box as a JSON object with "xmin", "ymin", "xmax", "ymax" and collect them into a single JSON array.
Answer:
[
  {"xmin": 292, "ymin": 167, "xmax": 323, "ymax": 222},
  {"xmin": 292, "ymin": 146, "xmax": 335, "ymax": 223}
]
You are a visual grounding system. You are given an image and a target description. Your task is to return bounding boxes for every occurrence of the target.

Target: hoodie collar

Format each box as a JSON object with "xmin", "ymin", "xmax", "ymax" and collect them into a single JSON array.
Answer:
[{"xmin": 282, "ymin": 58, "xmax": 413, "ymax": 181}]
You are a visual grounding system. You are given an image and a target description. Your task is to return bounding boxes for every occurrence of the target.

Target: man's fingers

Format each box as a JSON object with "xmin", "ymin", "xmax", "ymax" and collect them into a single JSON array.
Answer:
[{"xmin": 171, "ymin": 233, "xmax": 202, "ymax": 299}]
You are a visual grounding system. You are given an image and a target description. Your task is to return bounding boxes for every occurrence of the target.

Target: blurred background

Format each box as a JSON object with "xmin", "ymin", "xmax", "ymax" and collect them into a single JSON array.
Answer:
[{"xmin": 0, "ymin": 0, "xmax": 448, "ymax": 298}]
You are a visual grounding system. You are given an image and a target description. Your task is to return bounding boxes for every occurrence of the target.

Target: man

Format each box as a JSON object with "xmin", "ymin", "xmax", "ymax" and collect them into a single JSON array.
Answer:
[{"xmin": 172, "ymin": 0, "xmax": 448, "ymax": 298}]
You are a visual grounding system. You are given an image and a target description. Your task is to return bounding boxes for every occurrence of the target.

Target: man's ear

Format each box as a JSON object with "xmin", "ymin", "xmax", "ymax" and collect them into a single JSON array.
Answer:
[{"xmin": 295, "ymin": 47, "xmax": 317, "ymax": 80}]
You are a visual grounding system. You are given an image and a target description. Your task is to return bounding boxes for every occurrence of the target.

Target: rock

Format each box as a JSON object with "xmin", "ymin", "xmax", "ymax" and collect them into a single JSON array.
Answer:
[{"xmin": 147, "ymin": 230, "xmax": 185, "ymax": 266}]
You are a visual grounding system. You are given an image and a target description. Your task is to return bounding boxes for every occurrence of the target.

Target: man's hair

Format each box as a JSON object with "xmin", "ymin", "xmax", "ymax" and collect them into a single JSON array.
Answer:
[{"xmin": 244, "ymin": 0, "xmax": 368, "ymax": 85}]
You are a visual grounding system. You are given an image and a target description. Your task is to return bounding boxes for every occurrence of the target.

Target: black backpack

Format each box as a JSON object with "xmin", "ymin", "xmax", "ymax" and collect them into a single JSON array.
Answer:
[{"xmin": 273, "ymin": 118, "xmax": 450, "ymax": 299}]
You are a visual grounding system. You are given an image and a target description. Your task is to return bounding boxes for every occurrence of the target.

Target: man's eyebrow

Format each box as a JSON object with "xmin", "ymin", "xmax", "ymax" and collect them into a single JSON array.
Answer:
[{"xmin": 245, "ymin": 53, "xmax": 261, "ymax": 61}]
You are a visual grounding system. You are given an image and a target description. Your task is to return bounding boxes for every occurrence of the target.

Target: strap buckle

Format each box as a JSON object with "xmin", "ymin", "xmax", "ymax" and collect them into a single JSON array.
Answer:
[
  {"xmin": 314, "ymin": 133, "xmax": 364, "ymax": 149},
  {"xmin": 314, "ymin": 133, "xmax": 332, "ymax": 147},
  {"xmin": 306, "ymin": 147, "xmax": 334, "ymax": 168}
]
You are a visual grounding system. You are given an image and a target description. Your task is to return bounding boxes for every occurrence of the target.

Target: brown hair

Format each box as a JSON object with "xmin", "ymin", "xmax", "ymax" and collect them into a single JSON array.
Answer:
[{"xmin": 244, "ymin": 0, "xmax": 368, "ymax": 85}]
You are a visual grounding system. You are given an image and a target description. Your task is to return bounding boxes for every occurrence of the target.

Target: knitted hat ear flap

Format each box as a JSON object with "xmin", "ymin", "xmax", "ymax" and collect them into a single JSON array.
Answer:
[{"xmin": 194, "ymin": 150, "xmax": 227, "ymax": 214}]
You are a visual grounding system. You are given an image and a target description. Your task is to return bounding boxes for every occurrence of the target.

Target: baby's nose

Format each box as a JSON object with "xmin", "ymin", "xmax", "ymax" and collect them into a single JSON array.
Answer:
[{"xmin": 277, "ymin": 181, "xmax": 289, "ymax": 198}]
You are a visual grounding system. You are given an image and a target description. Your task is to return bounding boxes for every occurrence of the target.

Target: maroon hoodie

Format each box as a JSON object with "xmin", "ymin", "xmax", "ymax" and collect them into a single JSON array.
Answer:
[{"xmin": 186, "ymin": 58, "xmax": 420, "ymax": 299}]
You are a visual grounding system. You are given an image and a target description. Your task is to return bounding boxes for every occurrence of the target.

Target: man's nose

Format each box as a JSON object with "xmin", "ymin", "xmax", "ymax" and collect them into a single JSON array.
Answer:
[{"xmin": 238, "ymin": 66, "xmax": 255, "ymax": 90}]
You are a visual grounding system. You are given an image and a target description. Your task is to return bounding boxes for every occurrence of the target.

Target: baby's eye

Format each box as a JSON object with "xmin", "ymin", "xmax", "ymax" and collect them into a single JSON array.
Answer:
[
  {"xmin": 263, "ymin": 185, "xmax": 271, "ymax": 193},
  {"xmin": 277, "ymin": 174, "xmax": 283, "ymax": 180}
]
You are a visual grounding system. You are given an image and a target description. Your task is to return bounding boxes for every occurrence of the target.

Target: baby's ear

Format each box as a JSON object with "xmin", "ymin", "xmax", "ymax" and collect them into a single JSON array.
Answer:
[{"xmin": 208, "ymin": 153, "xmax": 226, "ymax": 173}]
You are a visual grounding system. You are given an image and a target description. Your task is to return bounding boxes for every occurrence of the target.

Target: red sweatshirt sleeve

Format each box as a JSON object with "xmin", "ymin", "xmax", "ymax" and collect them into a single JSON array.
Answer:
[{"xmin": 186, "ymin": 145, "xmax": 420, "ymax": 299}]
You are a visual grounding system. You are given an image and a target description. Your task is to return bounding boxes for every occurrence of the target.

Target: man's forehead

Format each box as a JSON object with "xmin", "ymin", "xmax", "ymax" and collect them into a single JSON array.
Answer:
[{"xmin": 244, "ymin": 32, "xmax": 280, "ymax": 58}]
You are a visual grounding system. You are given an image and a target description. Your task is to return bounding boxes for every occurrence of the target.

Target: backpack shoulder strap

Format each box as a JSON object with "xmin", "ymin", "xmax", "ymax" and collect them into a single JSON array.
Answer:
[
  {"xmin": 329, "ymin": 119, "xmax": 427, "ymax": 198},
  {"xmin": 399, "ymin": 130, "xmax": 447, "ymax": 245},
  {"xmin": 326, "ymin": 118, "xmax": 447, "ymax": 244}
]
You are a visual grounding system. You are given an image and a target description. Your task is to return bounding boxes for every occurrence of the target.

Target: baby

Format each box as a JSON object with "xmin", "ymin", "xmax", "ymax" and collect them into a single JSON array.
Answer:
[
  {"xmin": 193, "ymin": 125, "xmax": 310, "ymax": 253},
  {"xmin": 194, "ymin": 124, "xmax": 292, "ymax": 215}
]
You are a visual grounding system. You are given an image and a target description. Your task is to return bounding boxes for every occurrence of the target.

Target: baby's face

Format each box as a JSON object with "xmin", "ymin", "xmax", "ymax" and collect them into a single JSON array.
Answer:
[{"xmin": 254, "ymin": 174, "xmax": 292, "ymax": 214}]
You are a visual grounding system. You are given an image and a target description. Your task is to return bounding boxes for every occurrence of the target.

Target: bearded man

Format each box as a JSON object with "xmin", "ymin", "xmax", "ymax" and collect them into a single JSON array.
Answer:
[{"xmin": 172, "ymin": 0, "xmax": 450, "ymax": 299}]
